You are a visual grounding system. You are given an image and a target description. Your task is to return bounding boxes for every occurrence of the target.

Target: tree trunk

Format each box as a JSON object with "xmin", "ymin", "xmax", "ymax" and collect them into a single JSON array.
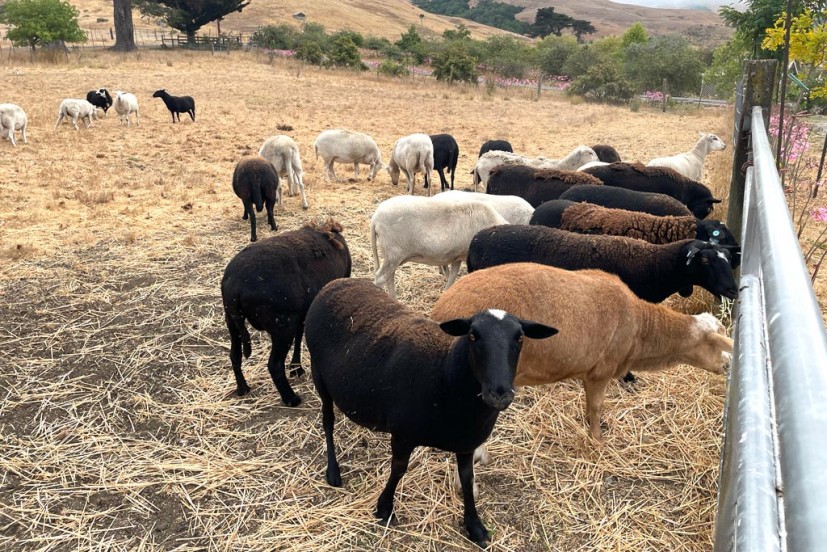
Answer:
[
  {"xmin": 186, "ymin": 27, "xmax": 196, "ymax": 45},
  {"xmin": 113, "ymin": 0, "xmax": 137, "ymax": 52}
]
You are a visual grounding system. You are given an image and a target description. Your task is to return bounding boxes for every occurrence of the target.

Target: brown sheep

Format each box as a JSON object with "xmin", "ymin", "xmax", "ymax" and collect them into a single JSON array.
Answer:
[
  {"xmin": 486, "ymin": 165, "xmax": 602, "ymax": 207},
  {"xmin": 232, "ymin": 155, "xmax": 281, "ymax": 242},
  {"xmin": 431, "ymin": 262, "xmax": 733, "ymax": 442}
]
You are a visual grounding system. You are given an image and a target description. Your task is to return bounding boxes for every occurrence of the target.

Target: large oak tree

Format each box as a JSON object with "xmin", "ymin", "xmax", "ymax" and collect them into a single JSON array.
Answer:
[
  {"xmin": 113, "ymin": 0, "xmax": 137, "ymax": 51},
  {"xmin": 136, "ymin": 0, "xmax": 250, "ymax": 44}
]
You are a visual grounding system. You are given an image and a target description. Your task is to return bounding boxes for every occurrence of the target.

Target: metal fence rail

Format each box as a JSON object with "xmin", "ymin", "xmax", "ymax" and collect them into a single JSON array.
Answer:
[{"xmin": 713, "ymin": 106, "xmax": 827, "ymax": 550}]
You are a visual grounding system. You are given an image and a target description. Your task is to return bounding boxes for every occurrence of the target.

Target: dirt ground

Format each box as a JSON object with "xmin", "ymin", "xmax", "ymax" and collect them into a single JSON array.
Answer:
[{"xmin": 0, "ymin": 49, "xmax": 821, "ymax": 551}]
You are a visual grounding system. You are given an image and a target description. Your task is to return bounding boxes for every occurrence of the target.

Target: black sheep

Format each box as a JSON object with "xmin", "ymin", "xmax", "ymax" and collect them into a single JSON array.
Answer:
[
  {"xmin": 152, "ymin": 89, "xmax": 196, "ymax": 123},
  {"xmin": 428, "ymin": 133, "xmax": 459, "ymax": 191},
  {"xmin": 221, "ymin": 219, "xmax": 351, "ymax": 406},
  {"xmin": 486, "ymin": 165, "xmax": 602, "ymax": 207},
  {"xmin": 86, "ymin": 88, "xmax": 113, "ymax": 115},
  {"xmin": 305, "ymin": 278, "xmax": 556, "ymax": 548},
  {"xmin": 467, "ymin": 225, "xmax": 739, "ymax": 303},
  {"xmin": 559, "ymin": 184, "xmax": 693, "ymax": 217},
  {"xmin": 232, "ymin": 155, "xmax": 280, "ymax": 242},
  {"xmin": 478, "ymin": 139, "xmax": 513, "ymax": 157},
  {"xmin": 582, "ymin": 162, "xmax": 721, "ymax": 219},
  {"xmin": 590, "ymin": 144, "xmax": 621, "ymax": 163}
]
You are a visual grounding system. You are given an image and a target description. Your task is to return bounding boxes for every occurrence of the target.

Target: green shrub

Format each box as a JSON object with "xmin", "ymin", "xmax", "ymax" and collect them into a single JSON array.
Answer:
[
  {"xmin": 330, "ymin": 29, "xmax": 364, "ymax": 48},
  {"xmin": 296, "ymin": 40, "xmax": 325, "ymax": 65},
  {"xmin": 432, "ymin": 41, "xmax": 478, "ymax": 84},
  {"xmin": 378, "ymin": 59, "xmax": 409, "ymax": 77},
  {"xmin": 328, "ymin": 35, "xmax": 361, "ymax": 68},
  {"xmin": 252, "ymin": 24, "xmax": 300, "ymax": 50},
  {"xmin": 364, "ymin": 34, "xmax": 391, "ymax": 51}
]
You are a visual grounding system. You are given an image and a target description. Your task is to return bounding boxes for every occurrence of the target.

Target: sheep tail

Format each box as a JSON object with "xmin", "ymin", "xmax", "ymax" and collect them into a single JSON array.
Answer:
[
  {"xmin": 251, "ymin": 177, "xmax": 264, "ymax": 212},
  {"xmin": 370, "ymin": 219, "xmax": 379, "ymax": 272}
]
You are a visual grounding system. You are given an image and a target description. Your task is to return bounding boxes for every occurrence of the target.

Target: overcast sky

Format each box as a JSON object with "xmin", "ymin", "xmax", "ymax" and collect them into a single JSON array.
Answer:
[{"xmin": 610, "ymin": 0, "xmax": 743, "ymax": 11}]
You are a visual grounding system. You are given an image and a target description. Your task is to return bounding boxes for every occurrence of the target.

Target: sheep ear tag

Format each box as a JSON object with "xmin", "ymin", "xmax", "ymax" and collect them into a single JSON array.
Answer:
[{"xmin": 709, "ymin": 229, "xmax": 721, "ymax": 245}]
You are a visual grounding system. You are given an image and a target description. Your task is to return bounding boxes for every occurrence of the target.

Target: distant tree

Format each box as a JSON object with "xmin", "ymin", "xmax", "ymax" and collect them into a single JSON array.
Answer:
[
  {"xmin": 763, "ymin": 9, "xmax": 827, "ymax": 99},
  {"xmin": 328, "ymin": 35, "xmax": 362, "ymax": 68},
  {"xmin": 0, "ymin": 0, "xmax": 86, "ymax": 53},
  {"xmin": 481, "ymin": 35, "xmax": 532, "ymax": 77},
  {"xmin": 621, "ymin": 22, "xmax": 648, "ymax": 48},
  {"xmin": 570, "ymin": 61, "xmax": 634, "ymax": 102},
  {"xmin": 703, "ymin": 37, "xmax": 750, "ymax": 100},
  {"xmin": 571, "ymin": 20, "xmax": 596, "ymax": 43},
  {"xmin": 432, "ymin": 40, "xmax": 478, "ymax": 83},
  {"xmin": 530, "ymin": 7, "xmax": 576, "ymax": 38},
  {"xmin": 443, "ymin": 23, "xmax": 471, "ymax": 42},
  {"xmin": 534, "ymin": 34, "xmax": 578, "ymax": 76},
  {"xmin": 135, "ymin": 0, "xmax": 250, "ymax": 44},
  {"xmin": 414, "ymin": 0, "xmax": 529, "ymax": 34},
  {"xmin": 330, "ymin": 29, "xmax": 364, "ymax": 48},
  {"xmin": 251, "ymin": 24, "xmax": 300, "ymax": 50},
  {"xmin": 563, "ymin": 45, "xmax": 601, "ymax": 78},
  {"xmin": 113, "ymin": 0, "xmax": 136, "ymax": 51},
  {"xmin": 717, "ymin": 0, "xmax": 814, "ymax": 57},
  {"xmin": 396, "ymin": 24, "xmax": 427, "ymax": 63},
  {"xmin": 624, "ymin": 35, "xmax": 704, "ymax": 94}
]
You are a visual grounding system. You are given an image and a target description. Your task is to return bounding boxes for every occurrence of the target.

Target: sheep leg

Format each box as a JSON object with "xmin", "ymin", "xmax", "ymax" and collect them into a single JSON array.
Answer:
[
  {"xmin": 583, "ymin": 376, "xmax": 610, "ymax": 442},
  {"xmin": 374, "ymin": 261, "xmax": 399, "ymax": 301},
  {"xmin": 245, "ymin": 202, "xmax": 258, "ymax": 242},
  {"xmin": 266, "ymin": 333, "xmax": 301, "ymax": 407},
  {"xmin": 327, "ymin": 159, "xmax": 337, "ymax": 181},
  {"xmin": 436, "ymin": 168, "xmax": 448, "ymax": 192},
  {"xmin": 405, "ymin": 170, "xmax": 415, "ymax": 195},
  {"xmin": 295, "ymin": 173, "xmax": 309, "ymax": 210},
  {"xmin": 225, "ymin": 311, "xmax": 251, "ymax": 396},
  {"xmin": 54, "ymin": 114, "xmax": 64, "ymax": 130},
  {"xmin": 456, "ymin": 451, "xmax": 490, "ymax": 547},
  {"xmin": 288, "ymin": 322, "xmax": 305, "ymax": 378},
  {"xmin": 353, "ymin": 162, "xmax": 360, "ymax": 178},
  {"xmin": 374, "ymin": 437, "xmax": 414, "ymax": 525},
  {"xmin": 444, "ymin": 261, "xmax": 462, "ymax": 289},
  {"xmin": 135, "ymin": 110, "xmax": 140, "ymax": 126},
  {"xmin": 265, "ymin": 197, "xmax": 277, "ymax": 233},
  {"xmin": 318, "ymin": 378, "xmax": 342, "ymax": 487},
  {"xmin": 71, "ymin": 114, "xmax": 79, "ymax": 131}
]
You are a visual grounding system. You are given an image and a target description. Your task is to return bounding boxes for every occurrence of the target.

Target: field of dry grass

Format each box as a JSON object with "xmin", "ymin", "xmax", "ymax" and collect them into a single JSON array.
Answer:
[{"xmin": 0, "ymin": 49, "xmax": 783, "ymax": 550}]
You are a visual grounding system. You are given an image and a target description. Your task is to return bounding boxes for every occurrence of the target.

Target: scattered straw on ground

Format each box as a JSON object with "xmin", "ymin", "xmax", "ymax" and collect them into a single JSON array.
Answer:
[{"xmin": 2, "ymin": 50, "xmax": 740, "ymax": 550}]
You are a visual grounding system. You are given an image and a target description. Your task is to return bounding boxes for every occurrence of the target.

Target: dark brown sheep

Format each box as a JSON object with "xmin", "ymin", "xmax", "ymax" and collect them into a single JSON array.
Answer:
[
  {"xmin": 486, "ymin": 165, "xmax": 602, "ymax": 207},
  {"xmin": 232, "ymin": 155, "xmax": 280, "ymax": 242}
]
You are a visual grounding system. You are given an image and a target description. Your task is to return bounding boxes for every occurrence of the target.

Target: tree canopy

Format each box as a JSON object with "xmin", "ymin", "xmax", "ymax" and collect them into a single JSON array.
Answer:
[
  {"xmin": 0, "ymin": 0, "xmax": 86, "ymax": 52},
  {"xmin": 763, "ymin": 9, "xmax": 827, "ymax": 98},
  {"xmin": 136, "ymin": 0, "xmax": 250, "ymax": 43}
]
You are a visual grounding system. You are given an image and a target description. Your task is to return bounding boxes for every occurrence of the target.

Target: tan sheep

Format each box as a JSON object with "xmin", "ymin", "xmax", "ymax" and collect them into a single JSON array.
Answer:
[{"xmin": 430, "ymin": 262, "xmax": 732, "ymax": 442}]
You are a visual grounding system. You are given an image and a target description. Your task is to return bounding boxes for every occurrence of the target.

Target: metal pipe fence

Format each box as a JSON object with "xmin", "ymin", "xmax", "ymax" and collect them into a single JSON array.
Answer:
[{"xmin": 713, "ymin": 105, "xmax": 827, "ymax": 551}]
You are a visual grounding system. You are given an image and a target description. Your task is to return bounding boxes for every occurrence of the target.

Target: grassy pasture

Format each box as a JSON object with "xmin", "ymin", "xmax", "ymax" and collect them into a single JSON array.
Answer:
[{"xmin": 1, "ymin": 49, "xmax": 736, "ymax": 551}]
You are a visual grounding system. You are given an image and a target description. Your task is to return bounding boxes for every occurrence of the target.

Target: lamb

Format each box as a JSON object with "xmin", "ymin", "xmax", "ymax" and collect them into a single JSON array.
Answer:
[
  {"xmin": 530, "ymin": 200, "xmax": 741, "ymax": 266},
  {"xmin": 591, "ymin": 144, "xmax": 621, "ymax": 163},
  {"xmin": 305, "ymin": 277, "xmax": 556, "ymax": 547},
  {"xmin": 387, "ymin": 133, "xmax": 435, "ymax": 195},
  {"xmin": 258, "ymin": 135, "xmax": 309, "ymax": 210},
  {"xmin": 559, "ymin": 184, "xmax": 693, "ymax": 217},
  {"xmin": 486, "ymin": 165, "xmax": 602, "ymax": 207},
  {"xmin": 313, "ymin": 128, "xmax": 383, "ymax": 181},
  {"xmin": 152, "ymin": 89, "xmax": 195, "ymax": 123},
  {"xmin": 221, "ymin": 219, "xmax": 351, "ymax": 406},
  {"xmin": 431, "ymin": 262, "xmax": 732, "ymax": 441},
  {"xmin": 232, "ymin": 155, "xmax": 281, "ymax": 242},
  {"xmin": 112, "ymin": 91, "xmax": 139, "ymax": 128},
  {"xmin": 647, "ymin": 132, "xmax": 726, "ymax": 181},
  {"xmin": 429, "ymin": 133, "xmax": 459, "ymax": 191},
  {"xmin": 433, "ymin": 190, "xmax": 535, "ymax": 225},
  {"xmin": 0, "ymin": 103, "xmax": 27, "ymax": 146},
  {"xmin": 85, "ymin": 88, "xmax": 112, "ymax": 116},
  {"xmin": 582, "ymin": 162, "xmax": 722, "ymax": 219},
  {"xmin": 466, "ymin": 225, "xmax": 739, "ymax": 303},
  {"xmin": 472, "ymin": 146, "xmax": 598, "ymax": 191},
  {"xmin": 370, "ymin": 196, "xmax": 508, "ymax": 300},
  {"xmin": 478, "ymin": 139, "xmax": 513, "ymax": 157},
  {"xmin": 54, "ymin": 99, "xmax": 98, "ymax": 130}
]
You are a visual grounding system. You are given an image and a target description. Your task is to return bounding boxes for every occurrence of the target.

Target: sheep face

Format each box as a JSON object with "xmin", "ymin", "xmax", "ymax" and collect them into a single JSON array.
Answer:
[
  {"xmin": 684, "ymin": 242, "xmax": 739, "ymax": 300},
  {"xmin": 386, "ymin": 162, "xmax": 400, "ymax": 186},
  {"xmin": 440, "ymin": 310, "xmax": 557, "ymax": 411},
  {"xmin": 701, "ymin": 133, "xmax": 726, "ymax": 152},
  {"xmin": 686, "ymin": 313, "xmax": 733, "ymax": 374},
  {"xmin": 696, "ymin": 220, "xmax": 741, "ymax": 268}
]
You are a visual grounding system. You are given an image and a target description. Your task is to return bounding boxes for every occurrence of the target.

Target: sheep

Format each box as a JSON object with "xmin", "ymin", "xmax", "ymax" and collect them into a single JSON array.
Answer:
[
  {"xmin": 152, "ymin": 89, "xmax": 195, "ymax": 123},
  {"xmin": 54, "ymin": 99, "xmax": 98, "ymax": 130},
  {"xmin": 433, "ymin": 190, "xmax": 535, "ymax": 225},
  {"xmin": 85, "ymin": 88, "xmax": 112, "ymax": 116},
  {"xmin": 576, "ymin": 161, "xmax": 610, "ymax": 171},
  {"xmin": 486, "ymin": 165, "xmax": 603, "ymax": 207},
  {"xmin": 387, "ymin": 133, "xmax": 435, "ymax": 195},
  {"xmin": 530, "ymin": 200, "xmax": 741, "ymax": 267},
  {"xmin": 478, "ymin": 139, "xmax": 513, "ymax": 157},
  {"xmin": 559, "ymin": 184, "xmax": 693, "ymax": 217},
  {"xmin": 466, "ymin": 225, "xmax": 739, "ymax": 303},
  {"xmin": 590, "ymin": 144, "xmax": 621, "ymax": 163},
  {"xmin": 429, "ymin": 133, "xmax": 459, "ymax": 191},
  {"xmin": 258, "ymin": 135, "xmax": 309, "ymax": 210},
  {"xmin": 313, "ymin": 128, "xmax": 383, "ymax": 181},
  {"xmin": 0, "ymin": 103, "xmax": 27, "ymax": 146},
  {"xmin": 431, "ymin": 262, "xmax": 732, "ymax": 441},
  {"xmin": 221, "ymin": 219, "xmax": 351, "ymax": 406},
  {"xmin": 472, "ymin": 146, "xmax": 598, "ymax": 191},
  {"xmin": 304, "ymin": 277, "xmax": 557, "ymax": 547},
  {"xmin": 112, "ymin": 91, "xmax": 139, "ymax": 128},
  {"xmin": 370, "ymin": 196, "xmax": 508, "ymax": 300},
  {"xmin": 647, "ymin": 132, "xmax": 726, "ymax": 181},
  {"xmin": 232, "ymin": 155, "xmax": 281, "ymax": 242},
  {"xmin": 581, "ymin": 162, "xmax": 722, "ymax": 219}
]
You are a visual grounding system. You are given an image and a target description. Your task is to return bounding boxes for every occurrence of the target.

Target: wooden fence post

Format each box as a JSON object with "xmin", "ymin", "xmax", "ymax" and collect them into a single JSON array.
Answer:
[
  {"xmin": 728, "ymin": 59, "xmax": 778, "ymax": 243},
  {"xmin": 662, "ymin": 78, "xmax": 668, "ymax": 112}
]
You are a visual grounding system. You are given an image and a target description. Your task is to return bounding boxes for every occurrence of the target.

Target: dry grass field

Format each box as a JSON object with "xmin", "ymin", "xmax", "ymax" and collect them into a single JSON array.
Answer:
[{"xmin": 0, "ymin": 49, "xmax": 802, "ymax": 551}]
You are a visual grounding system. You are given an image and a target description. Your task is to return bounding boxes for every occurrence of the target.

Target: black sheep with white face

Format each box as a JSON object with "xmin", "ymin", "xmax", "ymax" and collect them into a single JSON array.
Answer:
[{"xmin": 86, "ymin": 88, "xmax": 112, "ymax": 115}]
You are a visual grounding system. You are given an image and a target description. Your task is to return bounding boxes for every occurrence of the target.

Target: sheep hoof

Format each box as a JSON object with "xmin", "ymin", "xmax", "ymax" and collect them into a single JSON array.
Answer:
[
  {"xmin": 235, "ymin": 384, "xmax": 251, "ymax": 397},
  {"xmin": 288, "ymin": 364, "xmax": 305, "ymax": 378},
  {"xmin": 326, "ymin": 466, "xmax": 342, "ymax": 487},
  {"xmin": 302, "ymin": 204, "xmax": 309, "ymax": 210},
  {"xmin": 465, "ymin": 521, "xmax": 490, "ymax": 548},
  {"xmin": 282, "ymin": 394, "xmax": 302, "ymax": 407},
  {"xmin": 374, "ymin": 511, "xmax": 398, "ymax": 527},
  {"xmin": 620, "ymin": 371, "xmax": 637, "ymax": 385}
]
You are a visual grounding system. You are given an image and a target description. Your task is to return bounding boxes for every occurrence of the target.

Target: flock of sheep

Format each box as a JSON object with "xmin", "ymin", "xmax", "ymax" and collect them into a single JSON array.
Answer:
[
  {"xmin": 0, "ymin": 86, "xmax": 196, "ymax": 141},
  {"xmin": 222, "ymin": 129, "xmax": 736, "ymax": 547}
]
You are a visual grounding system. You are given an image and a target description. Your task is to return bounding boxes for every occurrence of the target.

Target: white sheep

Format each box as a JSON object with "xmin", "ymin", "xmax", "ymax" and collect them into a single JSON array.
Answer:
[
  {"xmin": 314, "ymin": 128, "xmax": 383, "ymax": 181},
  {"xmin": 0, "ymin": 103, "xmax": 27, "ymax": 146},
  {"xmin": 54, "ymin": 99, "xmax": 98, "ymax": 130},
  {"xmin": 646, "ymin": 132, "xmax": 726, "ymax": 182},
  {"xmin": 472, "ymin": 145, "xmax": 598, "ymax": 191},
  {"xmin": 433, "ymin": 190, "xmax": 534, "ymax": 225},
  {"xmin": 386, "ymin": 133, "xmax": 434, "ymax": 195},
  {"xmin": 258, "ymin": 135, "xmax": 309, "ymax": 210},
  {"xmin": 113, "ymin": 91, "xmax": 140, "ymax": 128},
  {"xmin": 370, "ymin": 195, "xmax": 508, "ymax": 300},
  {"xmin": 576, "ymin": 160, "xmax": 610, "ymax": 171}
]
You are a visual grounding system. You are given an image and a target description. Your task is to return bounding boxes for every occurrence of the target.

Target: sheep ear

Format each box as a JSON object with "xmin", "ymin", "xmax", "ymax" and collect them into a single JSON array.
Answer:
[
  {"xmin": 520, "ymin": 320, "xmax": 558, "ymax": 339},
  {"xmin": 711, "ymin": 198, "xmax": 723, "ymax": 204},
  {"xmin": 439, "ymin": 318, "xmax": 472, "ymax": 336},
  {"xmin": 686, "ymin": 244, "xmax": 702, "ymax": 265},
  {"xmin": 679, "ymin": 286, "xmax": 694, "ymax": 297}
]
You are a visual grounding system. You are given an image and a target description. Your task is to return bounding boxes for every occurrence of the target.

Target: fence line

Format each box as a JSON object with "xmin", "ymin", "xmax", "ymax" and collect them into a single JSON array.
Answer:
[{"xmin": 713, "ymin": 104, "xmax": 827, "ymax": 550}]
